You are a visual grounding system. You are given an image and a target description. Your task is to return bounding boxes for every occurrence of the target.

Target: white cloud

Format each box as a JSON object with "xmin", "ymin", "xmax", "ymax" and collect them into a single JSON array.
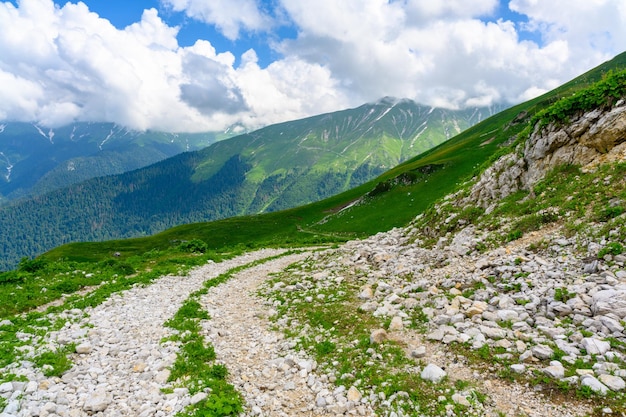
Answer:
[
  {"xmin": 160, "ymin": 0, "xmax": 272, "ymax": 40},
  {"xmin": 277, "ymin": 1, "xmax": 577, "ymax": 108},
  {"xmin": 510, "ymin": 0, "xmax": 626, "ymax": 63},
  {"xmin": 0, "ymin": 0, "xmax": 348, "ymax": 132},
  {"xmin": 0, "ymin": 0, "xmax": 625, "ymax": 133}
]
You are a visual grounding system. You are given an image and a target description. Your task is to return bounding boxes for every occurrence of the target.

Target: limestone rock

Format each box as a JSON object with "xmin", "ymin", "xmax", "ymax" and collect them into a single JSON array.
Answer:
[
  {"xmin": 75, "ymin": 342, "xmax": 92, "ymax": 354},
  {"xmin": 83, "ymin": 390, "xmax": 112, "ymax": 412},
  {"xmin": 581, "ymin": 337, "xmax": 611, "ymax": 356},
  {"xmin": 347, "ymin": 386, "xmax": 362, "ymax": 402},
  {"xmin": 531, "ymin": 345, "xmax": 554, "ymax": 360},
  {"xmin": 388, "ymin": 316, "xmax": 404, "ymax": 331},
  {"xmin": 420, "ymin": 364, "xmax": 446, "ymax": 383},
  {"xmin": 598, "ymin": 374, "xmax": 626, "ymax": 391},
  {"xmin": 581, "ymin": 375, "xmax": 609, "ymax": 395},
  {"xmin": 591, "ymin": 290, "xmax": 626, "ymax": 319},
  {"xmin": 370, "ymin": 329, "xmax": 388, "ymax": 344}
]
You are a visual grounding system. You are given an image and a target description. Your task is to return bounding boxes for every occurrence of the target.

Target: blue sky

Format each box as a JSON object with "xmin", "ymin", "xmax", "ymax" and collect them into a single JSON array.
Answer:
[{"xmin": 1, "ymin": 0, "xmax": 625, "ymax": 132}]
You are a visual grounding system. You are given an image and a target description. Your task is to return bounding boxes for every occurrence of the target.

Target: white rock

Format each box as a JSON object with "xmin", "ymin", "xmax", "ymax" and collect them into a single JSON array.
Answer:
[
  {"xmin": 347, "ymin": 386, "xmax": 362, "ymax": 402},
  {"xmin": 531, "ymin": 344, "xmax": 554, "ymax": 360},
  {"xmin": 75, "ymin": 342, "xmax": 92, "ymax": 354},
  {"xmin": 411, "ymin": 346, "xmax": 427, "ymax": 358},
  {"xmin": 83, "ymin": 390, "xmax": 112, "ymax": 412},
  {"xmin": 581, "ymin": 375, "xmax": 609, "ymax": 395},
  {"xmin": 510, "ymin": 364, "xmax": 526, "ymax": 374},
  {"xmin": 591, "ymin": 290, "xmax": 626, "ymax": 318},
  {"xmin": 420, "ymin": 364, "xmax": 447, "ymax": 383},
  {"xmin": 598, "ymin": 374, "xmax": 626, "ymax": 391},
  {"xmin": 388, "ymin": 316, "xmax": 404, "ymax": 331},
  {"xmin": 190, "ymin": 392, "xmax": 208, "ymax": 405},
  {"xmin": 581, "ymin": 337, "xmax": 611, "ymax": 356},
  {"xmin": 452, "ymin": 393, "xmax": 471, "ymax": 407}
]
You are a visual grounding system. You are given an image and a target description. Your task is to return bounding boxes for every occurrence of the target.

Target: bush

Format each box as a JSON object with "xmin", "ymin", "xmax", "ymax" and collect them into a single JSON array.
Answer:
[
  {"xmin": 0, "ymin": 271, "xmax": 26, "ymax": 285},
  {"xmin": 178, "ymin": 239, "xmax": 209, "ymax": 253},
  {"xmin": 18, "ymin": 257, "xmax": 47, "ymax": 273}
]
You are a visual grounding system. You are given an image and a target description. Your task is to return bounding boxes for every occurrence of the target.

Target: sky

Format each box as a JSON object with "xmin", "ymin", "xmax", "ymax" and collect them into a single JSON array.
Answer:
[{"xmin": 0, "ymin": 0, "xmax": 625, "ymax": 133}]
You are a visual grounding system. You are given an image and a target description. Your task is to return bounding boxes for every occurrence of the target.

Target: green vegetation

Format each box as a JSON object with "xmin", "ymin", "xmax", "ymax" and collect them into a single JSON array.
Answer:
[
  {"xmin": 0, "ymin": 102, "xmax": 489, "ymax": 271},
  {"xmin": 0, "ymin": 122, "xmax": 223, "ymax": 204},
  {"xmin": 531, "ymin": 69, "xmax": 626, "ymax": 132}
]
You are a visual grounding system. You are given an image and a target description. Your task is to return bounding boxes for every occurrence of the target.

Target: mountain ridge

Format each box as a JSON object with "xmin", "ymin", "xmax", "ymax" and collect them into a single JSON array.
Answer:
[
  {"xmin": 0, "ymin": 122, "xmax": 228, "ymax": 203},
  {"xmin": 0, "ymin": 99, "xmax": 502, "ymax": 270}
]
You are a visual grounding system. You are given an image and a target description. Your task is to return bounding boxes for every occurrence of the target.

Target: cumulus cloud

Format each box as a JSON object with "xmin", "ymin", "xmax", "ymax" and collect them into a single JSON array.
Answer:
[
  {"xmin": 0, "ymin": 0, "xmax": 625, "ymax": 132},
  {"xmin": 160, "ymin": 0, "xmax": 272, "ymax": 40},
  {"xmin": 0, "ymin": 0, "xmax": 348, "ymax": 131}
]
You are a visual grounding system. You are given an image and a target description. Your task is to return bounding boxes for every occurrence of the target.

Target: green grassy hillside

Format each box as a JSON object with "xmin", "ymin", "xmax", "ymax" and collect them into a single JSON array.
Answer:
[{"xmin": 41, "ymin": 51, "xmax": 626, "ymax": 265}]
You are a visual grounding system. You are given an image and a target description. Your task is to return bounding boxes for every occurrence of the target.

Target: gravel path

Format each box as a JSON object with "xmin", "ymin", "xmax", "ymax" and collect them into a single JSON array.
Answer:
[
  {"xmin": 199, "ymin": 252, "xmax": 375, "ymax": 416},
  {"xmin": 3, "ymin": 249, "xmax": 307, "ymax": 417}
]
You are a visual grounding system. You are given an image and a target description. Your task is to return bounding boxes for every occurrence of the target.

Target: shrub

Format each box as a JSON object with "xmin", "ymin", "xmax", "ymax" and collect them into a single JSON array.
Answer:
[
  {"xmin": 18, "ymin": 257, "xmax": 47, "ymax": 273},
  {"xmin": 178, "ymin": 239, "xmax": 209, "ymax": 253}
]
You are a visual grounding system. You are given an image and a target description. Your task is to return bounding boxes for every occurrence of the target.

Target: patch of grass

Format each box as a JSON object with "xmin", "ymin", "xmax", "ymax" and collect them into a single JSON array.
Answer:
[
  {"xmin": 167, "ymin": 253, "xmax": 296, "ymax": 417},
  {"xmin": 554, "ymin": 287, "xmax": 576, "ymax": 303},
  {"xmin": 33, "ymin": 344, "xmax": 75, "ymax": 377},
  {"xmin": 599, "ymin": 242, "xmax": 624, "ymax": 258}
]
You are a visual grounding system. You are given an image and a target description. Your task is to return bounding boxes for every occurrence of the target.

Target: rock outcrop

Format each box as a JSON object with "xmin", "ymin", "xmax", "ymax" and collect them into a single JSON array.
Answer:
[{"xmin": 468, "ymin": 100, "xmax": 626, "ymax": 209}]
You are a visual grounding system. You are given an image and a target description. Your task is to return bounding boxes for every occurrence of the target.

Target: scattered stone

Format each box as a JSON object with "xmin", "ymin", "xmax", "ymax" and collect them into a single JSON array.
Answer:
[
  {"xmin": 510, "ymin": 364, "xmax": 526, "ymax": 374},
  {"xmin": 75, "ymin": 342, "xmax": 92, "ymax": 354},
  {"xmin": 420, "ymin": 364, "xmax": 447, "ymax": 383},
  {"xmin": 370, "ymin": 329, "xmax": 389, "ymax": 344},
  {"xmin": 411, "ymin": 346, "xmax": 427, "ymax": 358},
  {"xmin": 388, "ymin": 316, "xmax": 404, "ymax": 331},
  {"xmin": 581, "ymin": 376, "xmax": 609, "ymax": 395},
  {"xmin": 598, "ymin": 374, "xmax": 626, "ymax": 391},
  {"xmin": 83, "ymin": 390, "xmax": 112, "ymax": 412},
  {"xmin": 347, "ymin": 386, "xmax": 362, "ymax": 402},
  {"xmin": 531, "ymin": 345, "xmax": 554, "ymax": 360},
  {"xmin": 452, "ymin": 393, "xmax": 471, "ymax": 407},
  {"xmin": 190, "ymin": 392, "xmax": 208, "ymax": 405},
  {"xmin": 581, "ymin": 337, "xmax": 611, "ymax": 356}
]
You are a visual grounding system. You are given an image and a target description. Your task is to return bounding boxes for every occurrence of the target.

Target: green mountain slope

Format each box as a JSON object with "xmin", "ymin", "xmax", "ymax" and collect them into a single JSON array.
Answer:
[
  {"xmin": 0, "ymin": 122, "xmax": 227, "ymax": 203},
  {"xmin": 40, "ymin": 51, "xmax": 626, "ymax": 266},
  {"xmin": 0, "ymin": 99, "xmax": 500, "ymax": 270}
]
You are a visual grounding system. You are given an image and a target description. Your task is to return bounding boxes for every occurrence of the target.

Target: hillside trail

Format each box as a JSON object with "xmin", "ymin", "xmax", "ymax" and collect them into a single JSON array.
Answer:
[
  {"xmin": 9, "ymin": 249, "xmax": 340, "ymax": 417},
  {"xmin": 9, "ymin": 238, "xmax": 593, "ymax": 417},
  {"xmin": 197, "ymin": 252, "xmax": 368, "ymax": 417}
]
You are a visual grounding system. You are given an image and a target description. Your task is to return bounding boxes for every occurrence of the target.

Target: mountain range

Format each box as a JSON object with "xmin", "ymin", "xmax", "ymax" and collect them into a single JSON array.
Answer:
[
  {"xmin": 0, "ymin": 122, "xmax": 231, "ymax": 204},
  {"xmin": 0, "ymin": 98, "xmax": 503, "ymax": 270}
]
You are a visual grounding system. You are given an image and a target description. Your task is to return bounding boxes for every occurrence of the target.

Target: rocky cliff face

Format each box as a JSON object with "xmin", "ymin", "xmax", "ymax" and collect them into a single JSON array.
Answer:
[{"xmin": 467, "ymin": 100, "xmax": 626, "ymax": 210}]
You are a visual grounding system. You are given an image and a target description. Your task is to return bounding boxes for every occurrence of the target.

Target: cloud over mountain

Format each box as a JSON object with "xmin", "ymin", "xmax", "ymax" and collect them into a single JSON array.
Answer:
[{"xmin": 0, "ymin": 0, "xmax": 624, "ymax": 132}]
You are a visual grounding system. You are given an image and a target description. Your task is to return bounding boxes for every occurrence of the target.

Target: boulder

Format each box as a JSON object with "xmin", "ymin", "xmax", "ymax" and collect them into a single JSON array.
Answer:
[
  {"xmin": 420, "ymin": 364, "xmax": 447, "ymax": 383},
  {"xmin": 370, "ymin": 329, "xmax": 388, "ymax": 345},
  {"xmin": 591, "ymin": 290, "xmax": 626, "ymax": 319}
]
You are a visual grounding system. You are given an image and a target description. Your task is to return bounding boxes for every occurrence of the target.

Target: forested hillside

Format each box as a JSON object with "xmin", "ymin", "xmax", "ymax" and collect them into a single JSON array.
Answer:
[
  {"xmin": 0, "ymin": 98, "xmax": 501, "ymax": 270},
  {"xmin": 0, "ymin": 122, "xmax": 226, "ymax": 203}
]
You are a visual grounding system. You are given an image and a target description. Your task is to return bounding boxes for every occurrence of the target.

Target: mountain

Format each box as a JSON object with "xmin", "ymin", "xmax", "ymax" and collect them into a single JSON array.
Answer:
[
  {"xmin": 2, "ymin": 55, "xmax": 626, "ymax": 417},
  {"xmin": 0, "ymin": 122, "xmax": 229, "ymax": 203},
  {"xmin": 0, "ymin": 98, "xmax": 502, "ymax": 270},
  {"xmin": 37, "ymin": 51, "xmax": 626, "ymax": 266}
]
